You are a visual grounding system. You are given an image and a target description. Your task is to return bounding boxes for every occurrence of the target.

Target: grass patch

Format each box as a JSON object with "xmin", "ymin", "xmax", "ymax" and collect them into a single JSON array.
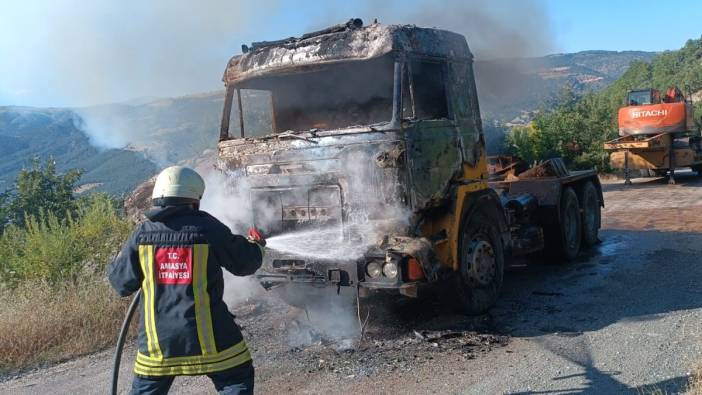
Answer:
[
  {"xmin": 0, "ymin": 279, "xmax": 133, "ymax": 374},
  {"xmin": 0, "ymin": 194, "xmax": 136, "ymax": 374}
]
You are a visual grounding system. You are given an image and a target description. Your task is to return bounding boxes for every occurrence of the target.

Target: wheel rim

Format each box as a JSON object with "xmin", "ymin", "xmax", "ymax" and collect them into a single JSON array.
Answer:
[
  {"xmin": 563, "ymin": 200, "xmax": 578, "ymax": 249},
  {"xmin": 465, "ymin": 239, "xmax": 496, "ymax": 286}
]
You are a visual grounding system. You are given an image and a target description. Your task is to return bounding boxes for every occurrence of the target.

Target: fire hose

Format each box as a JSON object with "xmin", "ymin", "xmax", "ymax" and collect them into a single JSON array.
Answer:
[{"xmin": 111, "ymin": 289, "xmax": 141, "ymax": 395}]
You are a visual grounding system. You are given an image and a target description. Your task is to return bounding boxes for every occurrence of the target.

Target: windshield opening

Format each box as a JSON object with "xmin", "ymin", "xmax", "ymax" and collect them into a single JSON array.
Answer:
[
  {"xmin": 628, "ymin": 90, "xmax": 659, "ymax": 106},
  {"xmin": 227, "ymin": 89, "xmax": 274, "ymax": 138},
  {"xmin": 225, "ymin": 55, "xmax": 395, "ymax": 138}
]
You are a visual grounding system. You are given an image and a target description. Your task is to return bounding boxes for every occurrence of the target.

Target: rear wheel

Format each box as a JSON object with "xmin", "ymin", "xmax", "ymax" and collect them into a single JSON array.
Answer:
[
  {"xmin": 454, "ymin": 209, "xmax": 505, "ymax": 315},
  {"xmin": 580, "ymin": 182, "xmax": 601, "ymax": 247},
  {"xmin": 544, "ymin": 187, "xmax": 581, "ymax": 261}
]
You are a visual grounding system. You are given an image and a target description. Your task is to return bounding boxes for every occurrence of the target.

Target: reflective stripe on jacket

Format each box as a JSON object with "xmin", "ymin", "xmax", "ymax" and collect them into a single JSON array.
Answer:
[{"xmin": 107, "ymin": 205, "xmax": 263, "ymax": 376}]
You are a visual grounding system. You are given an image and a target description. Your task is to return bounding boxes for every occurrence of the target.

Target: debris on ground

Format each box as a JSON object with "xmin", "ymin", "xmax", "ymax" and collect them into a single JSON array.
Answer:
[{"xmin": 229, "ymin": 291, "xmax": 509, "ymax": 380}]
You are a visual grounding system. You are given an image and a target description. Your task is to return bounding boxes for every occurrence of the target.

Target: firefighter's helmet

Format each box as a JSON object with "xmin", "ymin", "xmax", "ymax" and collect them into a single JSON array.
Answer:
[{"xmin": 152, "ymin": 166, "xmax": 205, "ymax": 206}]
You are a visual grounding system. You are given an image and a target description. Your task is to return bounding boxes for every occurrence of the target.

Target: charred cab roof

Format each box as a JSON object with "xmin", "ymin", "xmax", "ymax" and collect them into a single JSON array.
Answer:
[{"xmin": 222, "ymin": 19, "xmax": 472, "ymax": 85}]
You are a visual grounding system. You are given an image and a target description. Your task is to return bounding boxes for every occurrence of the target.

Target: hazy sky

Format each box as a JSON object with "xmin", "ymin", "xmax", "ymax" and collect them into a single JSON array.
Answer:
[{"xmin": 1, "ymin": 0, "xmax": 701, "ymax": 107}]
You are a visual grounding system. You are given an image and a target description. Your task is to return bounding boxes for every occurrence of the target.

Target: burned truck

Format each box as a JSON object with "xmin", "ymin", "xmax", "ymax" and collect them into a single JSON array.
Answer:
[{"xmin": 216, "ymin": 20, "xmax": 603, "ymax": 314}]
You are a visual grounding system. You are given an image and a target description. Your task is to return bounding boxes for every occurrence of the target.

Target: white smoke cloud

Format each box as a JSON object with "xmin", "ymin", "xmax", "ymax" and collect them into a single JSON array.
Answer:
[
  {"xmin": 2, "ymin": 0, "xmax": 555, "ymax": 156},
  {"xmin": 198, "ymin": 169, "xmax": 266, "ymax": 306},
  {"xmin": 199, "ymin": 169, "xmax": 252, "ymax": 234},
  {"xmin": 1, "ymin": 0, "xmax": 278, "ymax": 107}
]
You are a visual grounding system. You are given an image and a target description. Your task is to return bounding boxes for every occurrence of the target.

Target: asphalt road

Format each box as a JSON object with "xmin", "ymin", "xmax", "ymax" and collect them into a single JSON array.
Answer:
[{"xmin": 3, "ymin": 172, "xmax": 702, "ymax": 394}]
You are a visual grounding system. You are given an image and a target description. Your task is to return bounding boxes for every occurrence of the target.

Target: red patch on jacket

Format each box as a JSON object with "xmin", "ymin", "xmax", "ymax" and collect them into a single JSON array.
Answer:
[{"xmin": 155, "ymin": 247, "xmax": 192, "ymax": 285}]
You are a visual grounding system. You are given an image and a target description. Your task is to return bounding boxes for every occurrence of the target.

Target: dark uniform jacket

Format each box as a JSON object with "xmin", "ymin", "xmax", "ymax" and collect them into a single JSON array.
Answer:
[{"xmin": 108, "ymin": 205, "xmax": 263, "ymax": 377}]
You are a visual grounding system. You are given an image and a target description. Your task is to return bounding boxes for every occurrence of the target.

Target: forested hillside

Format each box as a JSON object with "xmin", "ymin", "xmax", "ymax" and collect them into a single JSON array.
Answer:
[
  {"xmin": 476, "ymin": 50, "xmax": 656, "ymax": 121},
  {"xmin": 0, "ymin": 107, "xmax": 156, "ymax": 195}
]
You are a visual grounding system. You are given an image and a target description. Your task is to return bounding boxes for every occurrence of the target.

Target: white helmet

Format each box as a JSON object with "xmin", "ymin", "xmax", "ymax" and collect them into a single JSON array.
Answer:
[{"xmin": 151, "ymin": 166, "xmax": 205, "ymax": 206}]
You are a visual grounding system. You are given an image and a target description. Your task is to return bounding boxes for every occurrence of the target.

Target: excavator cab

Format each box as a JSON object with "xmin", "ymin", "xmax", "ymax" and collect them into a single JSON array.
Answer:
[
  {"xmin": 626, "ymin": 87, "xmax": 685, "ymax": 106},
  {"xmin": 627, "ymin": 89, "xmax": 660, "ymax": 106}
]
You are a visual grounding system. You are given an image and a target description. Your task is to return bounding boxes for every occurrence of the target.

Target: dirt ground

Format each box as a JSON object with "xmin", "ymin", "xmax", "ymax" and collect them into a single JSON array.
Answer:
[{"xmin": 3, "ymin": 171, "xmax": 702, "ymax": 394}]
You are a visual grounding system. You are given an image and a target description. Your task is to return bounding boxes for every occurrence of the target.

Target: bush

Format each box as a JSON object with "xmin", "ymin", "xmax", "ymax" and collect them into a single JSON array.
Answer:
[
  {"xmin": 0, "ymin": 194, "xmax": 132, "ymax": 287},
  {"xmin": 0, "ymin": 157, "xmax": 138, "ymax": 374},
  {"xmin": 0, "ymin": 192, "xmax": 135, "ymax": 374}
]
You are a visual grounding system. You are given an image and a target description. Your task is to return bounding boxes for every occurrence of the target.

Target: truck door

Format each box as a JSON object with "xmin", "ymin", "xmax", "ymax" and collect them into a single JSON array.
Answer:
[{"xmin": 404, "ymin": 59, "xmax": 463, "ymax": 210}]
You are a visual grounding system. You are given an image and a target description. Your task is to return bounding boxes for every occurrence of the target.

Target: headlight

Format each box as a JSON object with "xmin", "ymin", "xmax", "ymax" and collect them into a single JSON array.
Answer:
[
  {"xmin": 382, "ymin": 262, "xmax": 398, "ymax": 278},
  {"xmin": 366, "ymin": 261, "xmax": 382, "ymax": 278}
]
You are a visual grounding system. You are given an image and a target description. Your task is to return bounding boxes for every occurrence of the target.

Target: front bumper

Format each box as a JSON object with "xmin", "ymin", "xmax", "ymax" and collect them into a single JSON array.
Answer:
[{"xmin": 255, "ymin": 235, "xmax": 437, "ymax": 298}]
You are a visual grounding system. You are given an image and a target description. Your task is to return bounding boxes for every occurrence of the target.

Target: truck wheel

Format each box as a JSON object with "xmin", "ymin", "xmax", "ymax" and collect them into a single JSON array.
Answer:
[
  {"xmin": 543, "ymin": 187, "xmax": 581, "ymax": 261},
  {"xmin": 454, "ymin": 209, "xmax": 505, "ymax": 315},
  {"xmin": 556, "ymin": 187, "xmax": 581, "ymax": 260},
  {"xmin": 580, "ymin": 182, "xmax": 601, "ymax": 247}
]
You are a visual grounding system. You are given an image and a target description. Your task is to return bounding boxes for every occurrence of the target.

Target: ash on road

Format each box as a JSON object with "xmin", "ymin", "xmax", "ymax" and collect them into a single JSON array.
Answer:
[{"xmin": 3, "ymin": 172, "xmax": 702, "ymax": 394}]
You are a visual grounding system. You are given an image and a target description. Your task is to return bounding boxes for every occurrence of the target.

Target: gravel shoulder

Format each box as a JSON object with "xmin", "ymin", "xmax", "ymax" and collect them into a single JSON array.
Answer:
[{"xmin": 3, "ymin": 172, "xmax": 702, "ymax": 394}]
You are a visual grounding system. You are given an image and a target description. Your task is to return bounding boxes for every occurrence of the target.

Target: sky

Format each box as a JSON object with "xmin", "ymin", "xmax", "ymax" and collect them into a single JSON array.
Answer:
[{"xmin": 1, "ymin": 0, "xmax": 701, "ymax": 108}]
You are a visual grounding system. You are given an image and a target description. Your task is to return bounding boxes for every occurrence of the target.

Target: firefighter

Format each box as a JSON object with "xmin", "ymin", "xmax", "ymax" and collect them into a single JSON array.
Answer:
[{"xmin": 108, "ymin": 166, "xmax": 265, "ymax": 395}]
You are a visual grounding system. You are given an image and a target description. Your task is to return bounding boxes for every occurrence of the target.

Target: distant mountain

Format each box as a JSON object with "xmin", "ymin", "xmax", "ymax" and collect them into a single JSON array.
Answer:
[
  {"xmin": 76, "ymin": 91, "xmax": 224, "ymax": 165},
  {"xmin": 475, "ymin": 50, "xmax": 657, "ymax": 121},
  {"xmin": 0, "ymin": 107, "xmax": 157, "ymax": 195},
  {"xmin": 0, "ymin": 50, "xmax": 657, "ymax": 194}
]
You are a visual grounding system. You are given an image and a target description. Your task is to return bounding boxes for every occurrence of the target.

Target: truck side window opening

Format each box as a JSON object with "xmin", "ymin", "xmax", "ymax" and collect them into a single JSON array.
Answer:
[
  {"xmin": 401, "ymin": 65, "xmax": 414, "ymax": 119},
  {"xmin": 410, "ymin": 60, "xmax": 449, "ymax": 120}
]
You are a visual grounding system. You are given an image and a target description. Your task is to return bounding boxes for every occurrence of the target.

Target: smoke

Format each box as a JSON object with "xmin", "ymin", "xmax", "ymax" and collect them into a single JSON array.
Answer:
[
  {"xmin": 2, "ymin": 0, "xmax": 556, "ymax": 154},
  {"xmin": 221, "ymin": 270, "xmax": 264, "ymax": 308},
  {"xmin": 198, "ymin": 169, "xmax": 264, "ymax": 306},
  {"xmin": 71, "ymin": 106, "xmax": 133, "ymax": 151},
  {"xmin": 315, "ymin": 0, "xmax": 558, "ymax": 121},
  {"xmin": 197, "ymin": 167, "xmax": 362, "ymax": 348},
  {"xmin": 309, "ymin": 0, "xmax": 556, "ymax": 60},
  {"xmin": 199, "ymin": 169, "xmax": 252, "ymax": 235},
  {"xmin": 1, "ymin": 0, "xmax": 275, "ymax": 157},
  {"xmin": 283, "ymin": 287, "xmax": 360, "ymax": 350},
  {"xmin": 401, "ymin": 0, "xmax": 555, "ymax": 60},
  {"xmin": 2, "ymin": 0, "xmax": 276, "ymax": 108},
  {"xmin": 196, "ymin": 147, "xmax": 409, "ymax": 348}
]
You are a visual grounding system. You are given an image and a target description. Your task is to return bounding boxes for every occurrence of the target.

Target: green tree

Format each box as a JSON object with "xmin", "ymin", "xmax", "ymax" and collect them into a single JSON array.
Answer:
[{"xmin": 1, "ymin": 158, "xmax": 82, "ymax": 228}]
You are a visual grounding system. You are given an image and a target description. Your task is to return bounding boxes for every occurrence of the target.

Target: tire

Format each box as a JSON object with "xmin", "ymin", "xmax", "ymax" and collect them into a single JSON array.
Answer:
[
  {"xmin": 453, "ymin": 208, "xmax": 505, "ymax": 315},
  {"xmin": 580, "ymin": 182, "xmax": 601, "ymax": 247},
  {"xmin": 691, "ymin": 165, "xmax": 702, "ymax": 176},
  {"xmin": 544, "ymin": 187, "xmax": 581, "ymax": 261}
]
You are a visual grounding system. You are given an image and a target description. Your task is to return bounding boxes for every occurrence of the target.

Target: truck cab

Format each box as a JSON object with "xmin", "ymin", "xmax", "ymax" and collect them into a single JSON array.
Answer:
[{"xmin": 217, "ymin": 20, "xmax": 602, "ymax": 314}]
